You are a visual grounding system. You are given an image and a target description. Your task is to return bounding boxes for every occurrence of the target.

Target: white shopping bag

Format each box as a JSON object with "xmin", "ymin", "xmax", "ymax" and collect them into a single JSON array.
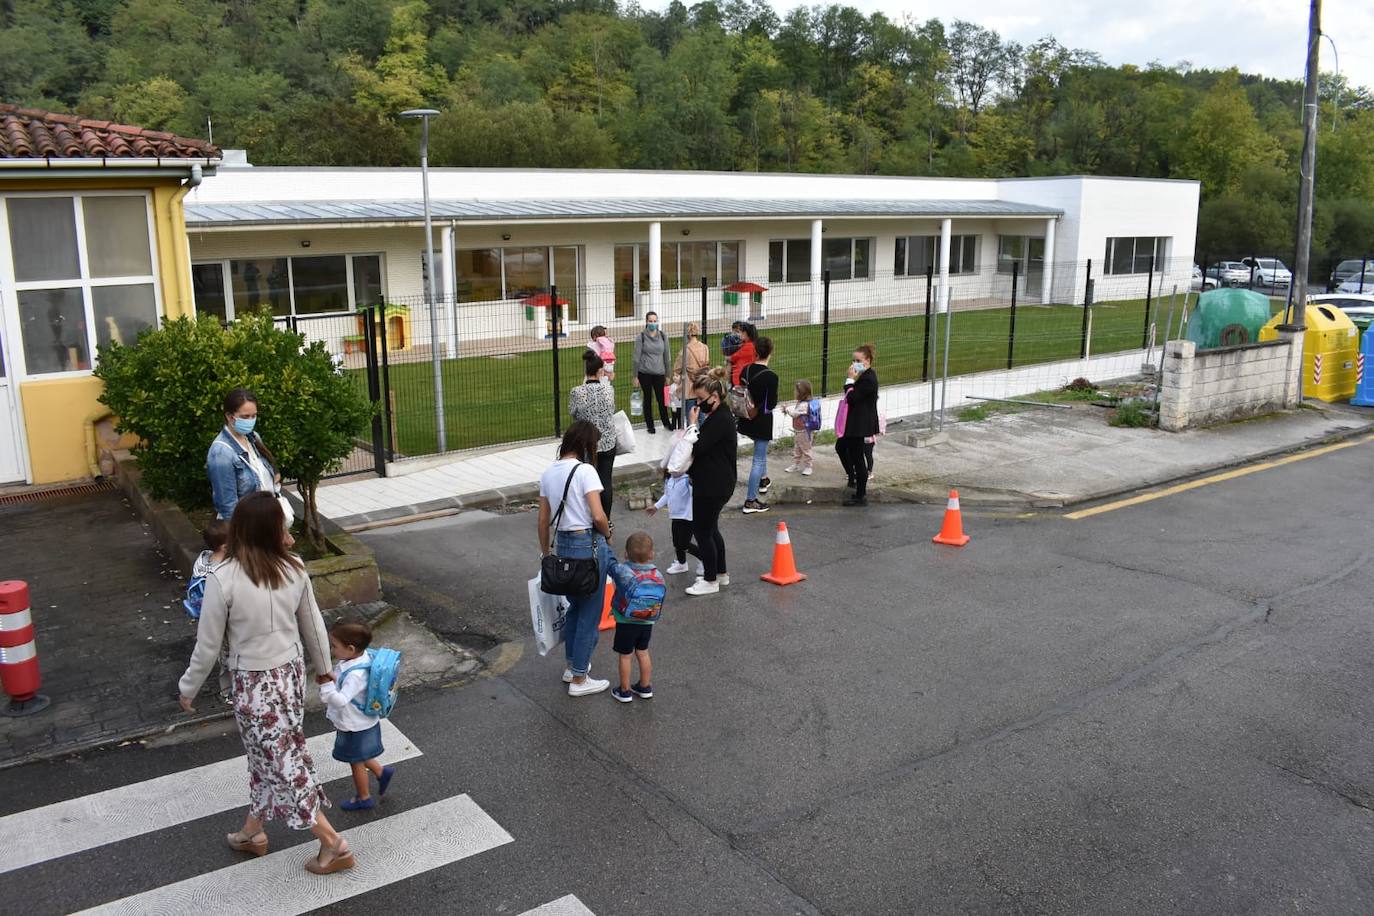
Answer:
[
  {"xmin": 528, "ymin": 576, "xmax": 569, "ymax": 657},
  {"xmin": 663, "ymin": 425, "xmax": 697, "ymax": 475},
  {"xmin": 613, "ymin": 410, "xmax": 636, "ymax": 456}
]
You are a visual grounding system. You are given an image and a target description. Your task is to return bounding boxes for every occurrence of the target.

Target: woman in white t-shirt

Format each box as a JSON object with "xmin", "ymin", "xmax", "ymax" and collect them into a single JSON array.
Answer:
[{"xmin": 537, "ymin": 420, "xmax": 614, "ymax": 697}]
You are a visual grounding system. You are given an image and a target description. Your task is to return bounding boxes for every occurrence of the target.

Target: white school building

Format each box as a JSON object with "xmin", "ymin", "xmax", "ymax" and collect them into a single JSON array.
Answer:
[{"xmin": 183, "ymin": 158, "xmax": 1200, "ymax": 352}]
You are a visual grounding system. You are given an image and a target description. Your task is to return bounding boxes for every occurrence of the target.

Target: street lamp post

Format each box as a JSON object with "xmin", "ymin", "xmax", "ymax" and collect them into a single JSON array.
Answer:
[{"xmin": 401, "ymin": 108, "xmax": 445, "ymax": 453}]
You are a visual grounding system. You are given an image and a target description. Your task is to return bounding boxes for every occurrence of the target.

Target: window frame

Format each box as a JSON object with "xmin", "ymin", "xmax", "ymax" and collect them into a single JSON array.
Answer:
[
  {"xmin": 894, "ymin": 234, "xmax": 979, "ymax": 278},
  {"xmin": 1, "ymin": 191, "xmax": 162, "ymax": 380},
  {"xmin": 615, "ymin": 240, "xmax": 743, "ymax": 295},
  {"xmin": 1103, "ymin": 236, "xmax": 1168, "ymax": 276},
  {"xmin": 455, "ymin": 245, "xmax": 585, "ymax": 302},
  {"xmin": 191, "ymin": 252, "xmax": 387, "ymax": 322},
  {"xmin": 769, "ymin": 237, "xmax": 874, "ymax": 284}
]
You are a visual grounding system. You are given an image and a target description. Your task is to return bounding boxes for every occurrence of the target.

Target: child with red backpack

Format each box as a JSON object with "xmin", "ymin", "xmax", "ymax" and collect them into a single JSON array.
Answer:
[{"xmin": 606, "ymin": 532, "xmax": 667, "ymax": 703}]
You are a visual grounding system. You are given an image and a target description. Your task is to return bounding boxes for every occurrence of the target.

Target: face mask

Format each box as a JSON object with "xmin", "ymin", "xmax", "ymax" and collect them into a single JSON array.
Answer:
[
  {"xmin": 851, "ymin": 361, "xmax": 866, "ymax": 374},
  {"xmin": 647, "ymin": 322, "xmax": 659, "ymax": 332},
  {"xmin": 233, "ymin": 417, "xmax": 257, "ymax": 435}
]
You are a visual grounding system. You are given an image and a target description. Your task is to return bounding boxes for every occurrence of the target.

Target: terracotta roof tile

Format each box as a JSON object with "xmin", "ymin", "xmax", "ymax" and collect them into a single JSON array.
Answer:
[{"xmin": 0, "ymin": 103, "xmax": 219, "ymax": 161}]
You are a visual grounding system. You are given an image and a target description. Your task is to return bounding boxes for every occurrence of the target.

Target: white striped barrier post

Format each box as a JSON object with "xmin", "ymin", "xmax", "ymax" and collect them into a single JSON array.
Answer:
[{"xmin": 0, "ymin": 580, "xmax": 50, "ymax": 717}]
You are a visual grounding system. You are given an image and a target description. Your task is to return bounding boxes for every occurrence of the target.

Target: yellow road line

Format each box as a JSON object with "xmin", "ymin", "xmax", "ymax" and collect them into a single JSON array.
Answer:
[{"xmin": 1064, "ymin": 433, "xmax": 1374, "ymax": 520}]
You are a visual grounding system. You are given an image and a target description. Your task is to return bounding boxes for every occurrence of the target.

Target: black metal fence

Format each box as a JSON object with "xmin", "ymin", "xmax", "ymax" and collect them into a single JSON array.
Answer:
[{"xmin": 272, "ymin": 257, "xmax": 1208, "ymax": 466}]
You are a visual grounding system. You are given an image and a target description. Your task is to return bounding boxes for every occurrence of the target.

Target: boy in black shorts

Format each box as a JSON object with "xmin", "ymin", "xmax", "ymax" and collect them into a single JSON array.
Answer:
[{"xmin": 606, "ymin": 532, "xmax": 667, "ymax": 703}]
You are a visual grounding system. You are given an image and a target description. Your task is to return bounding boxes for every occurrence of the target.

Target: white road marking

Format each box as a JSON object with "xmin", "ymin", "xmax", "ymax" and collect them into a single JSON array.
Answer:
[
  {"xmin": 75, "ymin": 794, "xmax": 514, "ymax": 916},
  {"xmin": 518, "ymin": 895, "xmax": 596, "ymax": 916},
  {"xmin": 0, "ymin": 718, "xmax": 421, "ymax": 874}
]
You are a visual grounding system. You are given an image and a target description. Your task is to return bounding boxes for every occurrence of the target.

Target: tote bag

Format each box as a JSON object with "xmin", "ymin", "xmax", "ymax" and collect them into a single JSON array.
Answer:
[
  {"xmin": 528, "ymin": 576, "xmax": 569, "ymax": 656},
  {"xmin": 834, "ymin": 397, "xmax": 849, "ymax": 438},
  {"xmin": 612, "ymin": 410, "xmax": 636, "ymax": 456}
]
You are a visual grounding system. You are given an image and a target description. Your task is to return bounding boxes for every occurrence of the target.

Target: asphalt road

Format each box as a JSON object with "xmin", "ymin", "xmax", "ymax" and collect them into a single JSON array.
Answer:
[{"xmin": 5, "ymin": 441, "xmax": 1374, "ymax": 914}]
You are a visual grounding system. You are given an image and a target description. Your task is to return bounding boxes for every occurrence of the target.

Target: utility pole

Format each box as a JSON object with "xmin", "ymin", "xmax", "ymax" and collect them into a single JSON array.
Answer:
[{"xmin": 1287, "ymin": 0, "xmax": 1321, "ymax": 326}]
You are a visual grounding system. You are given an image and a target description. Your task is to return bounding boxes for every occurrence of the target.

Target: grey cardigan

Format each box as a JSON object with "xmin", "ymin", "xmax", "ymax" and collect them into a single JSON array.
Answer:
[
  {"xmin": 178, "ymin": 558, "xmax": 330, "ymax": 698},
  {"xmin": 632, "ymin": 330, "xmax": 672, "ymax": 377}
]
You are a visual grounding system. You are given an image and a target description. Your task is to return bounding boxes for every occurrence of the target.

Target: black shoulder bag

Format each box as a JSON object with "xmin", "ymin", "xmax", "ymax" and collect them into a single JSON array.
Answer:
[{"xmin": 540, "ymin": 466, "xmax": 601, "ymax": 596}]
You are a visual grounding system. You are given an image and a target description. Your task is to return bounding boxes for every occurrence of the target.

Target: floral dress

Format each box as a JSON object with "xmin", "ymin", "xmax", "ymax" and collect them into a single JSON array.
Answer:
[{"xmin": 232, "ymin": 657, "xmax": 329, "ymax": 829}]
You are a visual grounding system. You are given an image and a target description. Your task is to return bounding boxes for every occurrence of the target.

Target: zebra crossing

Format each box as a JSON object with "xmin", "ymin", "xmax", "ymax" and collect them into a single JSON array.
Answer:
[{"xmin": 1, "ymin": 721, "xmax": 594, "ymax": 915}]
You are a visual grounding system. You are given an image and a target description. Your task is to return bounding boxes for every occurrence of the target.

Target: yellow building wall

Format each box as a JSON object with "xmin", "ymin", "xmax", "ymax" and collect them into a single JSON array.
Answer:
[{"xmin": 3, "ymin": 175, "xmax": 194, "ymax": 483}]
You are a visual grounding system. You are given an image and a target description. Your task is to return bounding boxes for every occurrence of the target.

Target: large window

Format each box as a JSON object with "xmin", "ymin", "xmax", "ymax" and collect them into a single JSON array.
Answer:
[
  {"xmin": 1104, "ymin": 237, "xmax": 1167, "ymax": 276},
  {"xmin": 456, "ymin": 245, "xmax": 582, "ymax": 319},
  {"xmin": 894, "ymin": 235, "xmax": 978, "ymax": 277},
  {"xmin": 5, "ymin": 194, "xmax": 159, "ymax": 376},
  {"xmin": 631, "ymin": 240, "xmax": 740, "ymax": 292},
  {"xmin": 769, "ymin": 238, "xmax": 872, "ymax": 283},
  {"xmin": 192, "ymin": 253, "xmax": 383, "ymax": 321}
]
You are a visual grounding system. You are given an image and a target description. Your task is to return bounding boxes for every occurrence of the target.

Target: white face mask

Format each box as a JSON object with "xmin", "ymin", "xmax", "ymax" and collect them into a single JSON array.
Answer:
[{"xmin": 851, "ymin": 360, "xmax": 866, "ymax": 374}]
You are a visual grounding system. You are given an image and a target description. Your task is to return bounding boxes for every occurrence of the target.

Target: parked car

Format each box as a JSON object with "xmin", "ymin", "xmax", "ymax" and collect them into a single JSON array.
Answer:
[
  {"xmin": 1191, "ymin": 264, "xmax": 1218, "ymax": 291},
  {"xmin": 1241, "ymin": 257, "xmax": 1292, "ymax": 287},
  {"xmin": 1311, "ymin": 293, "xmax": 1374, "ymax": 333},
  {"xmin": 1330, "ymin": 259, "xmax": 1369, "ymax": 289},
  {"xmin": 1205, "ymin": 261, "xmax": 1250, "ymax": 287},
  {"xmin": 1336, "ymin": 270, "xmax": 1374, "ymax": 294}
]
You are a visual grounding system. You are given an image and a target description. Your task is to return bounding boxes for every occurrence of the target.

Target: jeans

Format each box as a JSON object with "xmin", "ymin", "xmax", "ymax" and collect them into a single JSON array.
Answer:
[
  {"xmin": 691, "ymin": 492, "xmax": 727, "ymax": 582},
  {"xmin": 637, "ymin": 373, "xmax": 673, "ymax": 432},
  {"xmin": 746, "ymin": 438, "xmax": 769, "ymax": 500},
  {"xmin": 555, "ymin": 530, "xmax": 610, "ymax": 676}
]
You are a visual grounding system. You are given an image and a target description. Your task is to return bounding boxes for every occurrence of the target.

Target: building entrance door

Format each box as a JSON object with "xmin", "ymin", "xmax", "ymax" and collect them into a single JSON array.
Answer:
[{"xmin": 0, "ymin": 295, "xmax": 26, "ymax": 483}]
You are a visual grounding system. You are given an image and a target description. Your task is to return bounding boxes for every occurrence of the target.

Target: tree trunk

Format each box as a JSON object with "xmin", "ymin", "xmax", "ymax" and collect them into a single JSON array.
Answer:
[{"xmin": 302, "ymin": 478, "xmax": 325, "ymax": 554}]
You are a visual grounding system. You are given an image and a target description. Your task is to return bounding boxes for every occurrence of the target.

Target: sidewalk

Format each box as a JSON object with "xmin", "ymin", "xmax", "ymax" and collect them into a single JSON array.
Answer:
[
  {"xmin": 0, "ymin": 488, "xmax": 479, "ymax": 769},
  {"xmin": 317, "ymin": 349, "xmax": 1153, "ymax": 528}
]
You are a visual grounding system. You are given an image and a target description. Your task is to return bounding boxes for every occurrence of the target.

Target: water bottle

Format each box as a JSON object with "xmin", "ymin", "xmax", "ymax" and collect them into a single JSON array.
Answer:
[{"xmin": 630, "ymin": 388, "xmax": 644, "ymax": 417}]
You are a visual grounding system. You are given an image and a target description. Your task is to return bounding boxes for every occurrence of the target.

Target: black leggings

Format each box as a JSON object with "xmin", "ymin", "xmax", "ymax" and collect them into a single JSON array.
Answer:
[
  {"xmin": 671, "ymin": 518, "xmax": 700, "ymax": 564},
  {"xmin": 691, "ymin": 493, "xmax": 727, "ymax": 581},
  {"xmin": 638, "ymin": 373, "xmax": 673, "ymax": 432},
  {"xmin": 595, "ymin": 449, "xmax": 616, "ymax": 516},
  {"xmin": 836, "ymin": 438, "xmax": 875, "ymax": 482},
  {"xmin": 837, "ymin": 437, "xmax": 869, "ymax": 498}
]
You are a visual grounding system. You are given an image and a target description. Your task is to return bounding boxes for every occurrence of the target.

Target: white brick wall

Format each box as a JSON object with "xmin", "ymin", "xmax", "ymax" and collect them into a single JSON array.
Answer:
[{"xmin": 1158, "ymin": 333, "xmax": 1303, "ymax": 431}]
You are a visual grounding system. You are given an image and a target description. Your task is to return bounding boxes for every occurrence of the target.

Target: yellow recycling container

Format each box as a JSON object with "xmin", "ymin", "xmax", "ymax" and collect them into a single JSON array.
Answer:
[{"xmin": 1259, "ymin": 304, "xmax": 1359, "ymax": 402}]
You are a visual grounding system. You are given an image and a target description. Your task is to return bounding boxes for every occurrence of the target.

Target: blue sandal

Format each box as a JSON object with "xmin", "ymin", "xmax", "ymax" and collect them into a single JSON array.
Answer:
[
  {"xmin": 378, "ymin": 765, "xmax": 395, "ymax": 796},
  {"xmin": 340, "ymin": 796, "xmax": 375, "ymax": 811}
]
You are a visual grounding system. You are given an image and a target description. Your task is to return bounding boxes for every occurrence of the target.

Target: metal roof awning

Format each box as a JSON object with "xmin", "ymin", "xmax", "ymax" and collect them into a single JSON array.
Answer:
[{"xmin": 185, "ymin": 196, "xmax": 1063, "ymax": 228}]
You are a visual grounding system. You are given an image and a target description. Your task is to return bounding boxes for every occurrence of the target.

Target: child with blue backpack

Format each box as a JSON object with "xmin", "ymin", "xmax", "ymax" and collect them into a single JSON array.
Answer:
[
  {"xmin": 607, "ymin": 531, "xmax": 666, "ymax": 703},
  {"xmin": 320, "ymin": 621, "xmax": 397, "ymax": 810},
  {"xmin": 782, "ymin": 379, "xmax": 822, "ymax": 476}
]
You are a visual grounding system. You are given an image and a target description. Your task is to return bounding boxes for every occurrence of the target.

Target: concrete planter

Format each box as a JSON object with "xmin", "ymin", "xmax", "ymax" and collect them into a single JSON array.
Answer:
[{"xmin": 112, "ymin": 453, "xmax": 382, "ymax": 609}]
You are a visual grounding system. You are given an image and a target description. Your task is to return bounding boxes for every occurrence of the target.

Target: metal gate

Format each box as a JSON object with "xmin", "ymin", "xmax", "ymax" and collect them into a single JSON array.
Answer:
[{"xmin": 281, "ymin": 309, "xmax": 390, "ymax": 480}]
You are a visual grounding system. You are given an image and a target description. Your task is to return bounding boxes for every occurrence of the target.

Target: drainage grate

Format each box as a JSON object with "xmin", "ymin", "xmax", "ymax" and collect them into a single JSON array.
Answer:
[{"xmin": 0, "ymin": 479, "xmax": 116, "ymax": 506}]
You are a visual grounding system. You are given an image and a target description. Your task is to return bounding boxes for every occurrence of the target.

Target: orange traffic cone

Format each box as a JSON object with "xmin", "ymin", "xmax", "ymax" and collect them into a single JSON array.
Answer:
[
  {"xmin": 598, "ymin": 576, "xmax": 616, "ymax": 630},
  {"xmin": 761, "ymin": 522, "xmax": 808, "ymax": 586},
  {"xmin": 932, "ymin": 489, "xmax": 970, "ymax": 547}
]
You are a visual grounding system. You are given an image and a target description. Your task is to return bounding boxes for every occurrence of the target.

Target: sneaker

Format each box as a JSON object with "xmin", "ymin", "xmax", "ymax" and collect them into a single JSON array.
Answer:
[
  {"xmin": 685, "ymin": 578, "xmax": 720, "ymax": 596},
  {"xmin": 742, "ymin": 499, "xmax": 770, "ymax": 514},
  {"xmin": 568, "ymin": 676, "xmax": 610, "ymax": 697},
  {"xmin": 611, "ymin": 686, "xmax": 635, "ymax": 703},
  {"xmin": 561, "ymin": 665, "xmax": 589, "ymax": 684},
  {"xmin": 801, "ymin": 467, "xmax": 813, "ymax": 476},
  {"xmin": 843, "ymin": 495, "xmax": 868, "ymax": 507},
  {"xmin": 665, "ymin": 560, "xmax": 690, "ymax": 575},
  {"xmin": 718, "ymin": 573, "xmax": 730, "ymax": 586},
  {"xmin": 759, "ymin": 476, "xmax": 772, "ymax": 495},
  {"xmin": 631, "ymin": 682, "xmax": 654, "ymax": 698},
  {"xmin": 784, "ymin": 465, "xmax": 798, "ymax": 473},
  {"xmin": 696, "ymin": 561, "xmax": 705, "ymax": 576}
]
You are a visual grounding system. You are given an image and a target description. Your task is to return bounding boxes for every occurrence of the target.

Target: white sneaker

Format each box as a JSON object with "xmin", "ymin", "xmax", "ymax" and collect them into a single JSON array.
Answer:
[
  {"xmin": 685, "ymin": 578, "xmax": 720, "ymax": 596},
  {"xmin": 784, "ymin": 464, "xmax": 798, "ymax": 473},
  {"xmin": 665, "ymin": 561, "xmax": 690, "ymax": 575},
  {"xmin": 568, "ymin": 676, "xmax": 610, "ymax": 697},
  {"xmin": 562, "ymin": 664, "xmax": 589, "ymax": 683},
  {"xmin": 801, "ymin": 467, "xmax": 813, "ymax": 476},
  {"xmin": 696, "ymin": 561, "xmax": 705, "ymax": 576},
  {"xmin": 718, "ymin": 573, "xmax": 731, "ymax": 586}
]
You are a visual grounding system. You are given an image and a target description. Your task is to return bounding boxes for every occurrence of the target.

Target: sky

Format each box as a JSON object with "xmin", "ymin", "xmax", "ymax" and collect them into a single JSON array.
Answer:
[{"xmin": 662, "ymin": 0, "xmax": 1374, "ymax": 91}]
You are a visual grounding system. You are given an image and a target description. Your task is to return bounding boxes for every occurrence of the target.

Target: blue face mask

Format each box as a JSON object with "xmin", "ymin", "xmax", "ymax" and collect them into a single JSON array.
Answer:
[
  {"xmin": 233, "ymin": 417, "xmax": 257, "ymax": 435},
  {"xmin": 647, "ymin": 322, "xmax": 659, "ymax": 332}
]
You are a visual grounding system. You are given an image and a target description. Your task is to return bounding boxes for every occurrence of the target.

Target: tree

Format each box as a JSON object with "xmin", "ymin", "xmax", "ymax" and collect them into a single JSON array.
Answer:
[
  {"xmin": 341, "ymin": 0, "xmax": 449, "ymax": 115},
  {"xmin": 1174, "ymin": 70, "xmax": 1283, "ymax": 196},
  {"xmin": 95, "ymin": 313, "xmax": 372, "ymax": 552},
  {"xmin": 946, "ymin": 20, "xmax": 1006, "ymax": 135}
]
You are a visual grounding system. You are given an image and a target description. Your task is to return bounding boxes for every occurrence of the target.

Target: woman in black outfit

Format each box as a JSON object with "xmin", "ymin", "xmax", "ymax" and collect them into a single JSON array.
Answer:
[
  {"xmin": 838, "ymin": 343, "xmax": 879, "ymax": 507},
  {"xmin": 684, "ymin": 366, "xmax": 737, "ymax": 597}
]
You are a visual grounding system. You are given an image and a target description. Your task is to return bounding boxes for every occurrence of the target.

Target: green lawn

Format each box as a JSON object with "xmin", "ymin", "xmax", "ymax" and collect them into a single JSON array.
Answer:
[{"xmin": 373, "ymin": 296, "xmax": 1180, "ymax": 456}]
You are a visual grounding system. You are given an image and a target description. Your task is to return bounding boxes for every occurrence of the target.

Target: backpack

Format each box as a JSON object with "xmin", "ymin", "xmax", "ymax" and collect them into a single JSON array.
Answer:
[
  {"xmin": 727, "ymin": 382, "xmax": 756, "ymax": 419},
  {"xmin": 348, "ymin": 647, "xmax": 402, "ymax": 718},
  {"xmin": 720, "ymin": 331, "xmax": 743, "ymax": 357},
  {"xmin": 183, "ymin": 575, "xmax": 207, "ymax": 620},
  {"xmin": 804, "ymin": 398, "xmax": 823, "ymax": 432},
  {"xmin": 613, "ymin": 566, "xmax": 667, "ymax": 624}
]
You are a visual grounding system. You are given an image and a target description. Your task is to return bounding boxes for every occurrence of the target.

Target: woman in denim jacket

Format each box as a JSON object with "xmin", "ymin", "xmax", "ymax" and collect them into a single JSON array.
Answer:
[{"xmin": 208, "ymin": 389, "xmax": 286, "ymax": 522}]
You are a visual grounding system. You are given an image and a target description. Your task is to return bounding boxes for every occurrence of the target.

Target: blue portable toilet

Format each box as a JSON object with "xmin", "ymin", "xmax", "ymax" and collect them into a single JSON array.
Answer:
[{"xmin": 1353, "ymin": 325, "xmax": 1374, "ymax": 407}]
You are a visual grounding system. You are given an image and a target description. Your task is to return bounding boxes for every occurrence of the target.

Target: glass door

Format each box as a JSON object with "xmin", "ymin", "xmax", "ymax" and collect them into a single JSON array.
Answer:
[
  {"xmin": 553, "ymin": 246, "xmax": 580, "ymax": 322},
  {"xmin": 0, "ymin": 295, "xmax": 26, "ymax": 483}
]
